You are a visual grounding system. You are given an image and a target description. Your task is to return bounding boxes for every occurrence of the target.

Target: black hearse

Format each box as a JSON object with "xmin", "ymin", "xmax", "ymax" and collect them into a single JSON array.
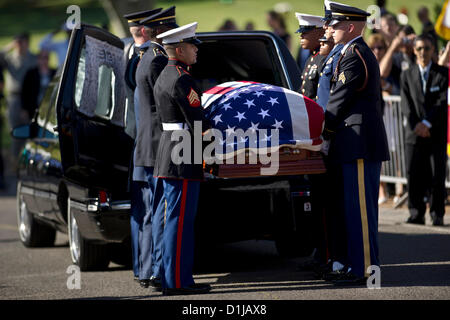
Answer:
[{"xmin": 13, "ymin": 24, "xmax": 324, "ymax": 271}]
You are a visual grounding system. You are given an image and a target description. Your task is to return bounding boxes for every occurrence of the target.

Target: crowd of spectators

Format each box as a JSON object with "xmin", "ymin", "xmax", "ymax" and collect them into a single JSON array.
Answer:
[
  {"xmin": 0, "ymin": 25, "xmax": 67, "ymax": 190},
  {"xmin": 367, "ymin": 6, "xmax": 449, "ymax": 207}
]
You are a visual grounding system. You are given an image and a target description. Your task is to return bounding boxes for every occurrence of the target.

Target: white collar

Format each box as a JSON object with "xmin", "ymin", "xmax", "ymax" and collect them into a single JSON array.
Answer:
[
  {"xmin": 340, "ymin": 36, "xmax": 362, "ymax": 55},
  {"xmin": 418, "ymin": 62, "xmax": 432, "ymax": 74}
]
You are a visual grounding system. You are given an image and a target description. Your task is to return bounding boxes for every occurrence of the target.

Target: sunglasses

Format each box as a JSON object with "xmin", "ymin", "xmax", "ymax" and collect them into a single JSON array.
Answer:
[{"xmin": 415, "ymin": 46, "xmax": 431, "ymax": 52}]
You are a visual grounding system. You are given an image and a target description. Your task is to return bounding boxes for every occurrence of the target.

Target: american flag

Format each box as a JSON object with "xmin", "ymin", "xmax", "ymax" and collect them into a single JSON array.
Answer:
[{"xmin": 202, "ymin": 81, "xmax": 324, "ymax": 158}]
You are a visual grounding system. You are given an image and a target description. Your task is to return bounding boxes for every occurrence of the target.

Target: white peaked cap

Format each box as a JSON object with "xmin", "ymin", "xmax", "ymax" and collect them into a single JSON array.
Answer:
[
  {"xmin": 295, "ymin": 13, "xmax": 324, "ymax": 28},
  {"xmin": 157, "ymin": 22, "xmax": 201, "ymax": 45}
]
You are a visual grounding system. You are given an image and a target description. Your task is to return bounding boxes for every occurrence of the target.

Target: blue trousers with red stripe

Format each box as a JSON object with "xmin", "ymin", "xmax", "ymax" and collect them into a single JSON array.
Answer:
[
  {"xmin": 342, "ymin": 159, "xmax": 381, "ymax": 278},
  {"xmin": 160, "ymin": 179, "xmax": 200, "ymax": 289}
]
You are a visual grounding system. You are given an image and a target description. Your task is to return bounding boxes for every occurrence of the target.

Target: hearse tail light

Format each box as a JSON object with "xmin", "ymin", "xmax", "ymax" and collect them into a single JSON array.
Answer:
[{"xmin": 99, "ymin": 191, "xmax": 109, "ymax": 208}]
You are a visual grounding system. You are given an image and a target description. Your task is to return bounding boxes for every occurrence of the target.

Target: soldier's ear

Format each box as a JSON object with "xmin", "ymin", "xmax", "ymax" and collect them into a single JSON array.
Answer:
[
  {"xmin": 175, "ymin": 45, "xmax": 183, "ymax": 57},
  {"xmin": 139, "ymin": 26, "xmax": 146, "ymax": 38},
  {"xmin": 348, "ymin": 23, "xmax": 355, "ymax": 33}
]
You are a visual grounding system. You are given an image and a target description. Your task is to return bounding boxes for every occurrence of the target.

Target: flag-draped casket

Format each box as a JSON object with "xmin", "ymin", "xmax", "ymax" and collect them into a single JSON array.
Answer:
[{"xmin": 201, "ymin": 81, "xmax": 326, "ymax": 177}]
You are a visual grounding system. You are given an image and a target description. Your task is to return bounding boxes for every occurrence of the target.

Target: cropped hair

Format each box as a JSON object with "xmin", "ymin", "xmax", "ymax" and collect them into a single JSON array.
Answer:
[{"xmin": 414, "ymin": 33, "xmax": 434, "ymax": 47}]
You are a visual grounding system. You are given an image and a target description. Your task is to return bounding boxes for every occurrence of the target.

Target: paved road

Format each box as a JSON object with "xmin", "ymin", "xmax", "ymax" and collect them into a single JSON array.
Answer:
[{"xmin": 1, "ymin": 177, "xmax": 450, "ymax": 301}]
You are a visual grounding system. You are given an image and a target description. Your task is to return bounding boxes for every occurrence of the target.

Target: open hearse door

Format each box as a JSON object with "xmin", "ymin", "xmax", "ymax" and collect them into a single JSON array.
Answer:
[
  {"xmin": 56, "ymin": 24, "xmax": 133, "ymax": 193},
  {"xmin": 55, "ymin": 24, "xmax": 133, "ymax": 270}
]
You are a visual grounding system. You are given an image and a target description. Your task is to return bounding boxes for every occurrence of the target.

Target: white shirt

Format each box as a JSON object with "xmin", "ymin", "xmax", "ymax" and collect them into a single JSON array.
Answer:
[
  {"xmin": 418, "ymin": 62, "xmax": 432, "ymax": 82},
  {"xmin": 418, "ymin": 62, "xmax": 433, "ymax": 128}
]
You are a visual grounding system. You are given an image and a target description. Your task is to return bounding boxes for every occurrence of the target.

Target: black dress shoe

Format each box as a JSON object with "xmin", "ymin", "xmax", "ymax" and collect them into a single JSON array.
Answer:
[
  {"xmin": 322, "ymin": 268, "xmax": 348, "ymax": 281},
  {"xmin": 134, "ymin": 276, "xmax": 140, "ymax": 283},
  {"xmin": 332, "ymin": 272, "xmax": 367, "ymax": 286},
  {"xmin": 430, "ymin": 212, "xmax": 444, "ymax": 226},
  {"xmin": 139, "ymin": 279, "xmax": 150, "ymax": 288},
  {"xmin": 162, "ymin": 283, "xmax": 211, "ymax": 296},
  {"xmin": 406, "ymin": 216, "xmax": 425, "ymax": 225},
  {"xmin": 150, "ymin": 277, "xmax": 162, "ymax": 292},
  {"xmin": 432, "ymin": 216, "xmax": 444, "ymax": 226}
]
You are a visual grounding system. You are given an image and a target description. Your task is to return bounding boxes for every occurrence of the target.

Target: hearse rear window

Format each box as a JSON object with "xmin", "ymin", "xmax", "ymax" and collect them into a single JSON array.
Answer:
[
  {"xmin": 74, "ymin": 47, "xmax": 114, "ymax": 119},
  {"xmin": 73, "ymin": 35, "xmax": 125, "ymax": 126}
]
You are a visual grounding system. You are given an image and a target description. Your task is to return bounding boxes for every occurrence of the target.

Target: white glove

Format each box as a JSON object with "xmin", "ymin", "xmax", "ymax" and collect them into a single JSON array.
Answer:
[{"xmin": 320, "ymin": 140, "xmax": 330, "ymax": 156}]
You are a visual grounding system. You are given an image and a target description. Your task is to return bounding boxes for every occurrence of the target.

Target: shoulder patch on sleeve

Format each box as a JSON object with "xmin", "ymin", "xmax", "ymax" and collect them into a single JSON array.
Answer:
[
  {"xmin": 187, "ymin": 88, "xmax": 201, "ymax": 107},
  {"xmin": 153, "ymin": 47, "xmax": 168, "ymax": 58},
  {"xmin": 338, "ymin": 72, "xmax": 346, "ymax": 84}
]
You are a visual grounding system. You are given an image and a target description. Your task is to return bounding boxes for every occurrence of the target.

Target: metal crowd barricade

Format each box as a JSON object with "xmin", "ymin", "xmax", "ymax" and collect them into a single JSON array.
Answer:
[
  {"xmin": 380, "ymin": 95, "xmax": 407, "ymax": 185},
  {"xmin": 380, "ymin": 95, "xmax": 450, "ymax": 190}
]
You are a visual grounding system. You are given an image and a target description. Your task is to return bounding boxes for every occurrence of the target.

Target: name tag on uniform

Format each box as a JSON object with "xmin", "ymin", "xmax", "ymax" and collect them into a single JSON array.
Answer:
[{"xmin": 430, "ymin": 86, "xmax": 440, "ymax": 93}]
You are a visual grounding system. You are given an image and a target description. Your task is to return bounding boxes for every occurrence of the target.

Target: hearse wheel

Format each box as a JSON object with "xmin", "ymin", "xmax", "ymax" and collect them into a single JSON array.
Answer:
[{"xmin": 67, "ymin": 197, "xmax": 110, "ymax": 271}]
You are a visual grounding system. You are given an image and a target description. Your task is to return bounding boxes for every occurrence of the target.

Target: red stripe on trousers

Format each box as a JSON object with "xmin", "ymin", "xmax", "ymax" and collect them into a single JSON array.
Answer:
[{"xmin": 175, "ymin": 179, "xmax": 188, "ymax": 288}]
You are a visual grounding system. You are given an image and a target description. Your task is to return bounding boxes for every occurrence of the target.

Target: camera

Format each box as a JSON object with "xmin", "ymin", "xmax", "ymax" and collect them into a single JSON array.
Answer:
[{"xmin": 402, "ymin": 37, "xmax": 412, "ymax": 45}]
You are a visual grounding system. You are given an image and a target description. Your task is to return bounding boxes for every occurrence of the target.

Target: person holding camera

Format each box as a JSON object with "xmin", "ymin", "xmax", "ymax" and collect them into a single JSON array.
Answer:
[{"xmin": 379, "ymin": 25, "xmax": 416, "ymax": 94}]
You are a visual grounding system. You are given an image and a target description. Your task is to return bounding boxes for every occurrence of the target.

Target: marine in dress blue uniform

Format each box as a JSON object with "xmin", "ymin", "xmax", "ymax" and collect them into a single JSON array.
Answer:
[
  {"xmin": 134, "ymin": 6, "xmax": 178, "ymax": 289},
  {"xmin": 295, "ymin": 13, "xmax": 325, "ymax": 100},
  {"xmin": 153, "ymin": 22, "xmax": 211, "ymax": 295},
  {"xmin": 322, "ymin": 2, "xmax": 390, "ymax": 285},
  {"xmin": 122, "ymin": 8, "xmax": 161, "ymax": 282}
]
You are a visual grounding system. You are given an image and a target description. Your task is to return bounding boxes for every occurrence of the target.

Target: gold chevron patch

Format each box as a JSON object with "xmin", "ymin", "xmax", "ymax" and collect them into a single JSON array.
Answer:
[{"xmin": 187, "ymin": 88, "xmax": 200, "ymax": 107}]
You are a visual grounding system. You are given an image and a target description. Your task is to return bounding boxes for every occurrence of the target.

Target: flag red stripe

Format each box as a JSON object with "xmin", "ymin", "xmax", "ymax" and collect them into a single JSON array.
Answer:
[
  {"xmin": 175, "ymin": 180, "xmax": 188, "ymax": 288},
  {"xmin": 204, "ymin": 86, "xmax": 235, "ymax": 95},
  {"xmin": 303, "ymin": 95, "xmax": 325, "ymax": 140}
]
